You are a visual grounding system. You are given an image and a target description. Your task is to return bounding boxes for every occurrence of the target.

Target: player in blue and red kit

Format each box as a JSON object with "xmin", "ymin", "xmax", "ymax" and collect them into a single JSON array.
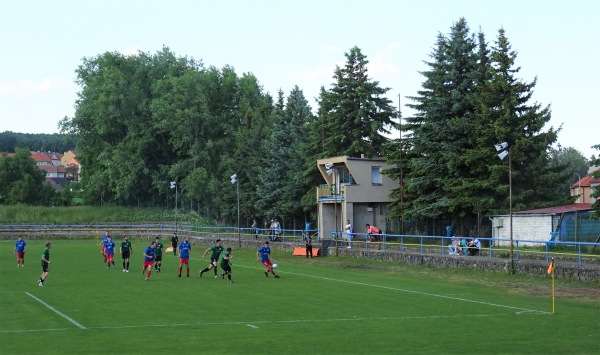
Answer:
[
  {"xmin": 142, "ymin": 241, "xmax": 156, "ymax": 281},
  {"xmin": 15, "ymin": 235, "xmax": 27, "ymax": 267},
  {"xmin": 99, "ymin": 231, "xmax": 110, "ymax": 262},
  {"xmin": 178, "ymin": 237, "xmax": 191, "ymax": 278},
  {"xmin": 104, "ymin": 236, "xmax": 116, "ymax": 269},
  {"xmin": 257, "ymin": 241, "xmax": 279, "ymax": 278}
]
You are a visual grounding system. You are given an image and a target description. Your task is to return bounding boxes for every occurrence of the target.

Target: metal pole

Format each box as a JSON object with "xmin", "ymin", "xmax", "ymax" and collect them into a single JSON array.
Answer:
[
  {"xmin": 175, "ymin": 184, "xmax": 178, "ymax": 234},
  {"xmin": 509, "ymin": 151, "xmax": 514, "ymax": 273},
  {"xmin": 334, "ymin": 169, "xmax": 338, "ymax": 256},
  {"xmin": 237, "ymin": 178, "xmax": 241, "ymax": 247}
]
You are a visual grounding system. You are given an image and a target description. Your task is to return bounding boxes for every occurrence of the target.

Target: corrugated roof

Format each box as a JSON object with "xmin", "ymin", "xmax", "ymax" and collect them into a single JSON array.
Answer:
[{"xmin": 514, "ymin": 203, "xmax": 592, "ymax": 215}]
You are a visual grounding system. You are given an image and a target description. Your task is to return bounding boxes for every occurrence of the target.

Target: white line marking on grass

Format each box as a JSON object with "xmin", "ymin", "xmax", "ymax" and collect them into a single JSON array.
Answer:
[
  {"xmin": 2, "ymin": 313, "xmax": 542, "ymax": 333},
  {"xmin": 0, "ymin": 327, "xmax": 74, "ymax": 333},
  {"xmin": 235, "ymin": 264, "xmax": 551, "ymax": 315},
  {"xmin": 25, "ymin": 292, "xmax": 86, "ymax": 329}
]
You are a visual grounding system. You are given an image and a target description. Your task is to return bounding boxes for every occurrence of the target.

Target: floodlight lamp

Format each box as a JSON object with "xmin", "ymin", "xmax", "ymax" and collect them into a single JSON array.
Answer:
[
  {"xmin": 326, "ymin": 169, "xmax": 334, "ymax": 176},
  {"xmin": 230, "ymin": 174, "xmax": 237, "ymax": 184},
  {"xmin": 170, "ymin": 181, "xmax": 176, "ymax": 189},
  {"xmin": 325, "ymin": 163, "xmax": 334, "ymax": 169},
  {"xmin": 494, "ymin": 142, "xmax": 508, "ymax": 151},
  {"xmin": 498, "ymin": 150, "xmax": 509, "ymax": 160}
]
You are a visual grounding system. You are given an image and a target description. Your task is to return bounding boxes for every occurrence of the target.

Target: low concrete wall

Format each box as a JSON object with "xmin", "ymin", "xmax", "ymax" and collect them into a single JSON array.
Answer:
[{"xmin": 322, "ymin": 244, "xmax": 600, "ymax": 282}]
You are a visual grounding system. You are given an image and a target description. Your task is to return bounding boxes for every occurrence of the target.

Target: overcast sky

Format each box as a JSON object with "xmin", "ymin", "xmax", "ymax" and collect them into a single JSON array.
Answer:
[{"xmin": 1, "ymin": 0, "xmax": 598, "ymax": 158}]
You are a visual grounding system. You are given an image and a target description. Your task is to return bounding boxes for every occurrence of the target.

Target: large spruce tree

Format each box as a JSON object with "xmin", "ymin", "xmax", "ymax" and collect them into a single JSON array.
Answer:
[{"xmin": 319, "ymin": 46, "xmax": 396, "ymax": 158}]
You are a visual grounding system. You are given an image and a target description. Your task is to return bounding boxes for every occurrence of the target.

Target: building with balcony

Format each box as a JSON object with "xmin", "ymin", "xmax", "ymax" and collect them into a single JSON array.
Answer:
[{"xmin": 316, "ymin": 156, "xmax": 398, "ymax": 239}]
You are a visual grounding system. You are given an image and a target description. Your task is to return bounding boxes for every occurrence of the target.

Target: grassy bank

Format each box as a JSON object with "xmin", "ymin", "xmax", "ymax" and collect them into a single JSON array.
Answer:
[{"xmin": 0, "ymin": 205, "xmax": 205, "ymax": 225}]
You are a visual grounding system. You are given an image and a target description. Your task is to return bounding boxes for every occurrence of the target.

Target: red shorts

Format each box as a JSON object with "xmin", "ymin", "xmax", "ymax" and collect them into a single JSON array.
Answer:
[
  {"xmin": 106, "ymin": 254, "xmax": 114, "ymax": 261},
  {"xmin": 262, "ymin": 260, "xmax": 273, "ymax": 268},
  {"xmin": 179, "ymin": 258, "xmax": 189, "ymax": 265},
  {"xmin": 101, "ymin": 246, "xmax": 106, "ymax": 253},
  {"xmin": 143, "ymin": 261, "xmax": 154, "ymax": 269},
  {"xmin": 17, "ymin": 252, "xmax": 24, "ymax": 258}
]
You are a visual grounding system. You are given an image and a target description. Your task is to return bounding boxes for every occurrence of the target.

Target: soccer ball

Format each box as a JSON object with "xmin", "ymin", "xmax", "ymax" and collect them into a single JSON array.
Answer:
[{"xmin": 272, "ymin": 263, "xmax": 278, "ymax": 269}]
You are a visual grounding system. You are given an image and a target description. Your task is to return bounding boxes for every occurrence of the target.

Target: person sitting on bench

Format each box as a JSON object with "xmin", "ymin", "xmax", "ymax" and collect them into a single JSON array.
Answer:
[{"xmin": 467, "ymin": 237, "xmax": 481, "ymax": 256}]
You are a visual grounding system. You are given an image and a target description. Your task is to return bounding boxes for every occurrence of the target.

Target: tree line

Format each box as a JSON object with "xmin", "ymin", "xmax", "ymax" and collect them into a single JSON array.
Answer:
[
  {"xmin": 3, "ymin": 18, "xmax": 598, "ymax": 228},
  {"xmin": 0, "ymin": 131, "xmax": 77, "ymax": 154}
]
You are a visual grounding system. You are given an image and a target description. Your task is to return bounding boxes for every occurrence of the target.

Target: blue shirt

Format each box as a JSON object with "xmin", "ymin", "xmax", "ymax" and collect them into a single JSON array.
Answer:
[
  {"xmin": 104, "ymin": 241, "xmax": 116, "ymax": 255},
  {"xmin": 15, "ymin": 240, "xmax": 26, "ymax": 252},
  {"xmin": 258, "ymin": 246, "xmax": 271, "ymax": 262},
  {"xmin": 144, "ymin": 246, "xmax": 155, "ymax": 262},
  {"xmin": 179, "ymin": 242, "xmax": 191, "ymax": 259}
]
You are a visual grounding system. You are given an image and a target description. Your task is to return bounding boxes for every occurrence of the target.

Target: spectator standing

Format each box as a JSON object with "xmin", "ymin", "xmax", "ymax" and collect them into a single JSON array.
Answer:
[
  {"xmin": 345, "ymin": 220, "xmax": 353, "ymax": 248},
  {"xmin": 251, "ymin": 219, "xmax": 259, "ymax": 239},
  {"xmin": 15, "ymin": 235, "xmax": 27, "ymax": 267},
  {"xmin": 304, "ymin": 232, "xmax": 313, "ymax": 258}
]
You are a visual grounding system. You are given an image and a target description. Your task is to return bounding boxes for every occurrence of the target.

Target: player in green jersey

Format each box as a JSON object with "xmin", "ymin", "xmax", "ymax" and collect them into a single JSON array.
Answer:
[
  {"xmin": 120, "ymin": 235, "xmax": 133, "ymax": 272},
  {"xmin": 154, "ymin": 237, "xmax": 164, "ymax": 272},
  {"xmin": 38, "ymin": 242, "xmax": 51, "ymax": 286},
  {"xmin": 199, "ymin": 239, "xmax": 224, "ymax": 278},
  {"xmin": 220, "ymin": 247, "xmax": 234, "ymax": 283}
]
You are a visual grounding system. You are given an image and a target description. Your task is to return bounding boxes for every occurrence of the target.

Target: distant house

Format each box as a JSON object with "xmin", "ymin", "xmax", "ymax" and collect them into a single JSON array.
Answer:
[
  {"xmin": 571, "ymin": 168, "xmax": 600, "ymax": 204},
  {"xmin": 490, "ymin": 203, "xmax": 595, "ymax": 245},
  {"xmin": 30, "ymin": 151, "xmax": 52, "ymax": 166},
  {"xmin": 316, "ymin": 156, "xmax": 398, "ymax": 239},
  {"xmin": 61, "ymin": 150, "xmax": 78, "ymax": 167},
  {"xmin": 38, "ymin": 165, "xmax": 66, "ymax": 178}
]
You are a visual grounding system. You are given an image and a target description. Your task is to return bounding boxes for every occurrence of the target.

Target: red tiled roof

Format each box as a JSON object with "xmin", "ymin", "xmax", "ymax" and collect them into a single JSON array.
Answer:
[
  {"xmin": 514, "ymin": 203, "xmax": 592, "ymax": 215},
  {"xmin": 571, "ymin": 170, "xmax": 600, "ymax": 188},
  {"xmin": 30, "ymin": 152, "xmax": 52, "ymax": 163}
]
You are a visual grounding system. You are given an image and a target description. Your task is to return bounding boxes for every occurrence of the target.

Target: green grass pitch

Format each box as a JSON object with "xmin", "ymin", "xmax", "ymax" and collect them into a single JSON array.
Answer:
[{"xmin": 0, "ymin": 239, "xmax": 598, "ymax": 354}]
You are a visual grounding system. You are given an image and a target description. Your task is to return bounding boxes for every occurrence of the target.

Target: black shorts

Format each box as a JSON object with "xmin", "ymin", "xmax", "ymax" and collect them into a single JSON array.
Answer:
[
  {"xmin": 211, "ymin": 257, "xmax": 219, "ymax": 264},
  {"xmin": 221, "ymin": 265, "xmax": 231, "ymax": 273},
  {"xmin": 122, "ymin": 251, "xmax": 130, "ymax": 259},
  {"xmin": 41, "ymin": 263, "xmax": 49, "ymax": 272},
  {"xmin": 155, "ymin": 255, "xmax": 162, "ymax": 262}
]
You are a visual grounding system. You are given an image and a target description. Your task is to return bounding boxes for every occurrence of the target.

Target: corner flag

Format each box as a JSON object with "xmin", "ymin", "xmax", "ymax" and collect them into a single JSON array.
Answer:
[{"xmin": 547, "ymin": 258, "xmax": 554, "ymax": 275}]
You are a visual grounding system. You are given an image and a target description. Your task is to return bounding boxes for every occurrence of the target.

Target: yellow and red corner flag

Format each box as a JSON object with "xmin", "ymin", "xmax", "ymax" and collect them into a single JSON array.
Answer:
[{"xmin": 547, "ymin": 258, "xmax": 555, "ymax": 275}]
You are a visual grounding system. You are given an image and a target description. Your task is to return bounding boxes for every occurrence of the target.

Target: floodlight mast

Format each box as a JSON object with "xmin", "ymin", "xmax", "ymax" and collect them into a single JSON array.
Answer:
[
  {"xmin": 495, "ymin": 142, "xmax": 514, "ymax": 273},
  {"xmin": 231, "ymin": 174, "xmax": 240, "ymax": 247},
  {"xmin": 170, "ymin": 181, "xmax": 178, "ymax": 234}
]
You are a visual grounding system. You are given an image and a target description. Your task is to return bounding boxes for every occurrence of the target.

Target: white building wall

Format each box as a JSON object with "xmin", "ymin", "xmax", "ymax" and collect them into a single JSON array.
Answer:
[{"xmin": 493, "ymin": 215, "xmax": 553, "ymax": 246}]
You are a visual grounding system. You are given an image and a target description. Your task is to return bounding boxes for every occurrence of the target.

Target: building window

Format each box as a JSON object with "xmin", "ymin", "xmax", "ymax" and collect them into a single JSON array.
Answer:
[{"xmin": 371, "ymin": 167, "xmax": 382, "ymax": 185}]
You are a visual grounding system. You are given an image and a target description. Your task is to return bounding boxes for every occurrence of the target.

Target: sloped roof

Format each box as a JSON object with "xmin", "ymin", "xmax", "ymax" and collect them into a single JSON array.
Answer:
[
  {"xmin": 571, "ymin": 170, "xmax": 600, "ymax": 188},
  {"xmin": 38, "ymin": 165, "xmax": 66, "ymax": 173},
  {"xmin": 30, "ymin": 152, "xmax": 52, "ymax": 163},
  {"xmin": 514, "ymin": 203, "xmax": 592, "ymax": 215}
]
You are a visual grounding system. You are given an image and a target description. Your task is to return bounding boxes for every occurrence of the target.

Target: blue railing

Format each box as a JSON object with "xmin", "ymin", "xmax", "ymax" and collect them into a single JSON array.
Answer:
[
  {"xmin": 0, "ymin": 224, "xmax": 319, "ymax": 245},
  {"xmin": 330, "ymin": 231, "xmax": 600, "ymax": 267}
]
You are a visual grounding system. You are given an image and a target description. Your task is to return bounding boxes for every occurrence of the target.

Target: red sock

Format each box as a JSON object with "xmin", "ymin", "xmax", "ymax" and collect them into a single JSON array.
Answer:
[
  {"xmin": 186, "ymin": 268, "xmax": 189, "ymax": 276},
  {"xmin": 146, "ymin": 271, "xmax": 151, "ymax": 278},
  {"xmin": 179, "ymin": 266, "xmax": 182, "ymax": 274}
]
